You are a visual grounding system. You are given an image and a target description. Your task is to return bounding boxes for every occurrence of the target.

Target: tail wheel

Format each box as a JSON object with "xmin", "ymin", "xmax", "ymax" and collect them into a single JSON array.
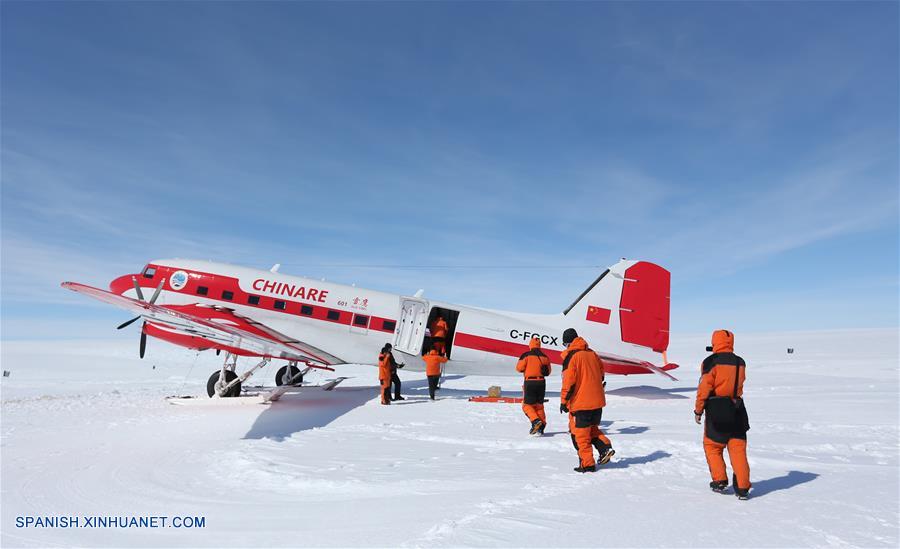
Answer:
[
  {"xmin": 207, "ymin": 370, "xmax": 241, "ymax": 397},
  {"xmin": 276, "ymin": 365, "xmax": 302, "ymax": 386}
]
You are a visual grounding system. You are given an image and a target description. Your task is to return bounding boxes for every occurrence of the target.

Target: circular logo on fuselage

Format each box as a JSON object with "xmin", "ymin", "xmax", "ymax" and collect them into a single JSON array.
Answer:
[{"xmin": 170, "ymin": 270, "xmax": 189, "ymax": 291}]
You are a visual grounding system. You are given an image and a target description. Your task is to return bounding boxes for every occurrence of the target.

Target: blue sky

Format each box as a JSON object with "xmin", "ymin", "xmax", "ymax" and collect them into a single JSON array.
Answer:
[{"xmin": 2, "ymin": 1, "xmax": 897, "ymax": 339}]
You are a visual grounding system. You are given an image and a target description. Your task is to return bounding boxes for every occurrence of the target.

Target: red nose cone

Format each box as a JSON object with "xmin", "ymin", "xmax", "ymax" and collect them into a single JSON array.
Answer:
[{"xmin": 109, "ymin": 274, "xmax": 138, "ymax": 295}]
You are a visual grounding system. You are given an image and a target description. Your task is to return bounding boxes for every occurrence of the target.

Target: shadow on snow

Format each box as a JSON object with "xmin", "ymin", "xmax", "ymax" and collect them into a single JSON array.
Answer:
[
  {"xmin": 751, "ymin": 470, "xmax": 819, "ymax": 498},
  {"xmin": 604, "ymin": 450, "xmax": 672, "ymax": 469},
  {"xmin": 605, "ymin": 385, "xmax": 695, "ymax": 400},
  {"xmin": 243, "ymin": 386, "xmax": 374, "ymax": 441}
]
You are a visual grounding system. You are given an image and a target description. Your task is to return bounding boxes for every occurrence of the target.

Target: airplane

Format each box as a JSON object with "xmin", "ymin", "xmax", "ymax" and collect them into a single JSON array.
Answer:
[{"xmin": 61, "ymin": 258, "xmax": 678, "ymax": 400}]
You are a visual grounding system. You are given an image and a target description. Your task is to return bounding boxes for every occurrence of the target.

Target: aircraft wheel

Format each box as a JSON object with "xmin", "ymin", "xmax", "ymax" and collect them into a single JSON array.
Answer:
[
  {"xmin": 207, "ymin": 370, "xmax": 241, "ymax": 397},
  {"xmin": 276, "ymin": 365, "xmax": 302, "ymax": 386}
]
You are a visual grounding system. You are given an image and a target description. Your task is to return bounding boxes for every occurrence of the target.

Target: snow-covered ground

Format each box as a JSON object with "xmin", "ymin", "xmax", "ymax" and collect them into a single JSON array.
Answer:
[{"xmin": 1, "ymin": 329, "xmax": 898, "ymax": 547}]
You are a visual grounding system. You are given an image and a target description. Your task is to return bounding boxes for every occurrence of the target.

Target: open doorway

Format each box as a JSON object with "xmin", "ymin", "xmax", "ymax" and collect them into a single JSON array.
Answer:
[{"xmin": 424, "ymin": 307, "xmax": 460, "ymax": 358}]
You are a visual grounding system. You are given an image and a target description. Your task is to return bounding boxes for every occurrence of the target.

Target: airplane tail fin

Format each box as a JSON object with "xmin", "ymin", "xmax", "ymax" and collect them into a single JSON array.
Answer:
[{"xmin": 563, "ymin": 260, "xmax": 671, "ymax": 354}]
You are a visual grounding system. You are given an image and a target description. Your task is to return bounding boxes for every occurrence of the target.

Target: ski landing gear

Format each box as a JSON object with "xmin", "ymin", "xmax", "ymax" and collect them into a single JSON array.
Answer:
[
  {"xmin": 276, "ymin": 361, "xmax": 310, "ymax": 387},
  {"xmin": 206, "ymin": 352, "xmax": 270, "ymax": 398}
]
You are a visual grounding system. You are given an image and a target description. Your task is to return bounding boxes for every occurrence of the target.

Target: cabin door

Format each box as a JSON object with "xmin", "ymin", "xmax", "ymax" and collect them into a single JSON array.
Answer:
[{"xmin": 393, "ymin": 297, "xmax": 429, "ymax": 355}]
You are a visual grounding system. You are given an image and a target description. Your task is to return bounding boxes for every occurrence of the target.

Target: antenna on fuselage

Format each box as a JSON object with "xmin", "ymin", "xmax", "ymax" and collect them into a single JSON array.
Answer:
[{"xmin": 270, "ymin": 263, "xmax": 281, "ymax": 273}]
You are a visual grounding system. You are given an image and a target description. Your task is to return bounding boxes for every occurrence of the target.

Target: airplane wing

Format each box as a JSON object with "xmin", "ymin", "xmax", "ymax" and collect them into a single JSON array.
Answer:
[
  {"xmin": 598, "ymin": 352, "xmax": 680, "ymax": 381},
  {"xmin": 61, "ymin": 282, "xmax": 341, "ymax": 367},
  {"xmin": 630, "ymin": 361, "xmax": 679, "ymax": 381}
]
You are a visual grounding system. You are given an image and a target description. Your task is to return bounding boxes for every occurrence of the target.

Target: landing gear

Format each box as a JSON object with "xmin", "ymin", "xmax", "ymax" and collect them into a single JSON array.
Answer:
[
  {"xmin": 207, "ymin": 370, "xmax": 241, "ymax": 397},
  {"xmin": 276, "ymin": 364, "xmax": 303, "ymax": 386},
  {"xmin": 205, "ymin": 352, "xmax": 270, "ymax": 398}
]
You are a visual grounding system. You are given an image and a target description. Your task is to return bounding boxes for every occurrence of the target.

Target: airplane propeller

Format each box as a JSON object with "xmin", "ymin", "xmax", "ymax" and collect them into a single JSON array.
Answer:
[{"xmin": 117, "ymin": 276, "xmax": 166, "ymax": 359}]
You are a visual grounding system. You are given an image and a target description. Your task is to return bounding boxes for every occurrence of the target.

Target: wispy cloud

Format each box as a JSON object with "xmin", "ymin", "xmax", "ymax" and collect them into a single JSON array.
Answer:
[{"xmin": 1, "ymin": 1, "xmax": 897, "ymax": 337}]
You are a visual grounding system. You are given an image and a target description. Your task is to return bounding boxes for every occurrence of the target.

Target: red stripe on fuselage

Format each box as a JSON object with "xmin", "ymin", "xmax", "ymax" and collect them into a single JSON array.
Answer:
[
  {"xmin": 452, "ymin": 332, "xmax": 663, "ymax": 375},
  {"xmin": 119, "ymin": 265, "xmax": 397, "ymax": 333},
  {"xmin": 453, "ymin": 332, "xmax": 564, "ymax": 363}
]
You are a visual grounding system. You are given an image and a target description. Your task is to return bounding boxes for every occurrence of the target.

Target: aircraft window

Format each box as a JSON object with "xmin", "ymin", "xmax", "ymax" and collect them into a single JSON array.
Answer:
[
  {"xmin": 142, "ymin": 267, "xmax": 156, "ymax": 279},
  {"xmin": 327, "ymin": 310, "xmax": 341, "ymax": 321},
  {"xmin": 196, "ymin": 286, "xmax": 209, "ymax": 296},
  {"xmin": 248, "ymin": 295, "xmax": 260, "ymax": 305},
  {"xmin": 353, "ymin": 314, "xmax": 369, "ymax": 327},
  {"xmin": 222, "ymin": 290, "xmax": 234, "ymax": 300},
  {"xmin": 382, "ymin": 320, "xmax": 396, "ymax": 331},
  {"xmin": 300, "ymin": 305, "xmax": 314, "ymax": 316},
  {"xmin": 274, "ymin": 300, "xmax": 286, "ymax": 310}
]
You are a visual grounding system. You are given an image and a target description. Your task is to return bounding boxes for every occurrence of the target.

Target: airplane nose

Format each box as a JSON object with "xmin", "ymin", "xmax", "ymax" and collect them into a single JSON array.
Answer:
[{"xmin": 109, "ymin": 274, "xmax": 138, "ymax": 295}]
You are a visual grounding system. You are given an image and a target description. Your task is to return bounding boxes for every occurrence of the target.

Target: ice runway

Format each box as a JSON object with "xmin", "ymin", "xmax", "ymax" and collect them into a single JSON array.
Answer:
[{"xmin": 2, "ymin": 329, "xmax": 898, "ymax": 547}]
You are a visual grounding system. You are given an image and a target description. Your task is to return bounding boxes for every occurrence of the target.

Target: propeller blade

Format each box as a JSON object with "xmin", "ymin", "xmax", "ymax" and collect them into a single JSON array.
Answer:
[
  {"xmin": 117, "ymin": 316, "xmax": 141, "ymax": 330},
  {"xmin": 148, "ymin": 278, "xmax": 166, "ymax": 305},
  {"xmin": 139, "ymin": 324, "xmax": 147, "ymax": 359},
  {"xmin": 131, "ymin": 276, "xmax": 145, "ymax": 301}
]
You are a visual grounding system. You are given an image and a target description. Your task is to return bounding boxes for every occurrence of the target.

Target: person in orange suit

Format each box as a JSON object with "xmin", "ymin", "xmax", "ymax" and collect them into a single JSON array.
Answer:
[
  {"xmin": 560, "ymin": 328, "xmax": 614, "ymax": 472},
  {"xmin": 516, "ymin": 337, "xmax": 551, "ymax": 435},
  {"xmin": 378, "ymin": 343, "xmax": 405, "ymax": 401},
  {"xmin": 422, "ymin": 347, "xmax": 448, "ymax": 400},
  {"xmin": 378, "ymin": 344, "xmax": 395, "ymax": 405},
  {"xmin": 429, "ymin": 315, "xmax": 449, "ymax": 356},
  {"xmin": 694, "ymin": 329, "xmax": 751, "ymax": 499}
]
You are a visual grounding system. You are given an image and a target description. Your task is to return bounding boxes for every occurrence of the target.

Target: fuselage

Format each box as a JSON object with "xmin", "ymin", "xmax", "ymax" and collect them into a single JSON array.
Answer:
[{"xmin": 110, "ymin": 259, "xmax": 669, "ymax": 376}]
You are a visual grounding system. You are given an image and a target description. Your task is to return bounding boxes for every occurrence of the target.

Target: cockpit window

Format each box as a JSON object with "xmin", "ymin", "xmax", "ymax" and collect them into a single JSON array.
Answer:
[{"xmin": 142, "ymin": 266, "xmax": 156, "ymax": 279}]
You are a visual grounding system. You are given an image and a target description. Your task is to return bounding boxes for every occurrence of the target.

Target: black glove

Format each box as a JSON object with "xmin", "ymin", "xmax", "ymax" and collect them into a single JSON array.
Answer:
[
  {"xmin": 560, "ymin": 403, "xmax": 569, "ymax": 414},
  {"xmin": 694, "ymin": 411, "xmax": 703, "ymax": 425},
  {"xmin": 398, "ymin": 363, "xmax": 405, "ymax": 369}
]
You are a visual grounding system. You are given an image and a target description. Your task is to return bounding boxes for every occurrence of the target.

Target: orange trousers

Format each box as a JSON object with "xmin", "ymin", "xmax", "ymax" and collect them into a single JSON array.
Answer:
[
  {"xmin": 569, "ymin": 413, "xmax": 611, "ymax": 467},
  {"xmin": 523, "ymin": 403, "xmax": 546, "ymax": 424},
  {"xmin": 703, "ymin": 436, "xmax": 750, "ymax": 490},
  {"xmin": 568, "ymin": 413, "xmax": 610, "ymax": 443},
  {"xmin": 380, "ymin": 377, "xmax": 391, "ymax": 404}
]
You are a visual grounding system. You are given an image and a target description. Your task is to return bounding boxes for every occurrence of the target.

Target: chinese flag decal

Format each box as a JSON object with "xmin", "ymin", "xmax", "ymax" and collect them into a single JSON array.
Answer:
[{"xmin": 586, "ymin": 306, "xmax": 611, "ymax": 324}]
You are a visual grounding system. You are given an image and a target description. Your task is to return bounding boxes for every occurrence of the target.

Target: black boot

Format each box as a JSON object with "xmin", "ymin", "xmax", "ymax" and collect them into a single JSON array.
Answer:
[
  {"xmin": 709, "ymin": 480, "xmax": 728, "ymax": 493},
  {"xmin": 529, "ymin": 419, "xmax": 544, "ymax": 436},
  {"xmin": 538, "ymin": 422, "xmax": 546, "ymax": 435},
  {"xmin": 592, "ymin": 439, "xmax": 615, "ymax": 465},
  {"xmin": 394, "ymin": 395, "xmax": 405, "ymax": 401},
  {"xmin": 574, "ymin": 463, "xmax": 597, "ymax": 473},
  {"xmin": 733, "ymin": 474, "xmax": 749, "ymax": 500}
]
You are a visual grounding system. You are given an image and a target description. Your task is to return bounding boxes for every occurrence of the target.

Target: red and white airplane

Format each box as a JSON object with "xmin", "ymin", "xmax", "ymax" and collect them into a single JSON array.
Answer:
[{"xmin": 62, "ymin": 258, "xmax": 678, "ymax": 399}]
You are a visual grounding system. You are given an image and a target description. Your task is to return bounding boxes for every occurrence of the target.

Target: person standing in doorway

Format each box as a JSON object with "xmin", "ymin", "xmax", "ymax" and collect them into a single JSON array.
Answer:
[{"xmin": 430, "ymin": 314, "xmax": 449, "ymax": 356}]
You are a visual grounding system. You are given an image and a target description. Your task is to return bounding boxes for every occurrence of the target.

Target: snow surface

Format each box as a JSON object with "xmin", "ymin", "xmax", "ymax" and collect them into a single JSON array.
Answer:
[{"xmin": 1, "ymin": 329, "xmax": 898, "ymax": 547}]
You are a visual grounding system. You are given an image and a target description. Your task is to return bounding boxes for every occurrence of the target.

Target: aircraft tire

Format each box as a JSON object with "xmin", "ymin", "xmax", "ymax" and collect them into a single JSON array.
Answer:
[
  {"xmin": 207, "ymin": 370, "xmax": 241, "ymax": 397},
  {"xmin": 275, "ymin": 365, "xmax": 302, "ymax": 386}
]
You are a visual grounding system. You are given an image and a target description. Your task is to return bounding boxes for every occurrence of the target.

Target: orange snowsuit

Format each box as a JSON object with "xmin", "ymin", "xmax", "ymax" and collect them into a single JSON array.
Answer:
[
  {"xmin": 560, "ymin": 337, "xmax": 611, "ymax": 468},
  {"xmin": 378, "ymin": 352, "xmax": 393, "ymax": 405},
  {"xmin": 695, "ymin": 330, "xmax": 751, "ymax": 491},
  {"xmin": 430, "ymin": 317, "xmax": 449, "ymax": 355},
  {"xmin": 423, "ymin": 349, "xmax": 448, "ymax": 400},
  {"xmin": 516, "ymin": 338, "xmax": 551, "ymax": 427}
]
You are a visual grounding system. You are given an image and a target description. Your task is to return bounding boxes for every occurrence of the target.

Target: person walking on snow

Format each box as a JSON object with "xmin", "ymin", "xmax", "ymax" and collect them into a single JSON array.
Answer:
[
  {"xmin": 694, "ymin": 329, "xmax": 751, "ymax": 500},
  {"xmin": 560, "ymin": 328, "xmax": 615, "ymax": 472},
  {"xmin": 516, "ymin": 337, "xmax": 551, "ymax": 435},
  {"xmin": 378, "ymin": 344, "xmax": 395, "ymax": 405},
  {"xmin": 422, "ymin": 348, "xmax": 448, "ymax": 400},
  {"xmin": 379, "ymin": 343, "xmax": 405, "ymax": 401}
]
